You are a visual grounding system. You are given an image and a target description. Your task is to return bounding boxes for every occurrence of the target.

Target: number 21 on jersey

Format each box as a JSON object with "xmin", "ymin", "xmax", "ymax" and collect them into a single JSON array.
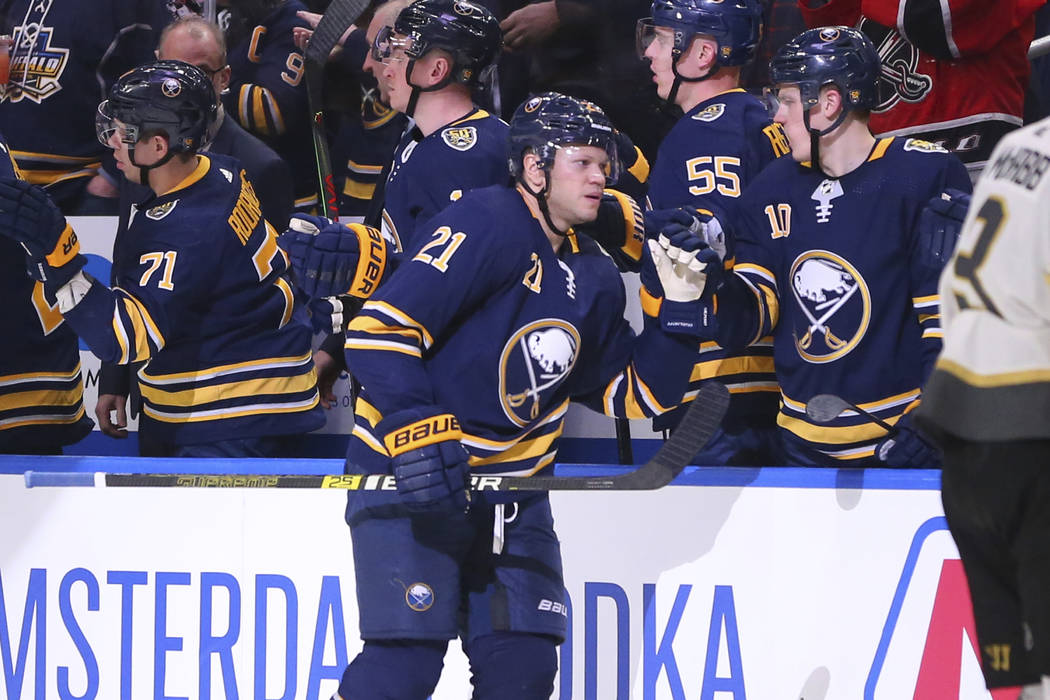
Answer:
[{"xmin": 413, "ymin": 226, "xmax": 466, "ymax": 272}]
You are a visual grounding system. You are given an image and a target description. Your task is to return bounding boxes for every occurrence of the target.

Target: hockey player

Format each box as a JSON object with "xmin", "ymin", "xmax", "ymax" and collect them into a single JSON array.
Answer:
[
  {"xmin": 0, "ymin": 60, "xmax": 325, "ymax": 457},
  {"xmin": 293, "ymin": 93, "xmax": 706, "ymax": 699},
  {"xmin": 916, "ymin": 119, "xmax": 1050, "ymax": 698},
  {"xmin": 220, "ymin": 0, "xmax": 317, "ymax": 210},
  {"xmin": 0, "ymin": 0, "xmax": 172, "ymax": 214},
  {"xmin": 673, "ymin": 26, "xmax": 971, "ymax": 467},
  {"xmin": 635, "ymin": 0, "xmax": 788, "ymax": 465},
  {"xmin": 0, "ymin": 133, "xmax": 93, "ymax": 454},
  {"xmin": 371, "ymin": 0, "xmax": 507, "ymax": 252}
]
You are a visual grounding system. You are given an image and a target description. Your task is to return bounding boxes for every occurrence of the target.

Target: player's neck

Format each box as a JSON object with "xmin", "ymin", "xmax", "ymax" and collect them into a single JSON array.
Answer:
[
  {"xmin": 817, "ymin": 119, "xmax": 877, "ymax": 178},
  {"xmin": 412, "ymin": 88, "xmax": 476, "ymax": 137},
  {"xmin": 516, "ymin": 183, "xmax": 567, "ymax": 253},
  {"xmin": 678, "ymin": 72, "xmax": 740, "ymax": 113},
  {"xmin": 147, "ymin": 156, "xmax": 202, "ymax": 196}
]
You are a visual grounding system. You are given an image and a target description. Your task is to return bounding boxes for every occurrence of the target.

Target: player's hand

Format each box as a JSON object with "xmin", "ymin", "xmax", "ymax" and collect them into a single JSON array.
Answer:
[
  {"xmin": 500, "ymin": 0, "xmax": 560, "ymax": 51},
  {"xmin": 294, "ymin": 10, "xmax": 356, "ymax": 55},
  {"xmin": 95, "ymin": 394, "xmax": 129, "ymax": 439},
  {"xmin": 379, "ymin": 407, "xmax": 471, "ymax": 512},
  {"xmin": 312, "ymin": 349, "xmax": 340, "ymax": 409},
  {"xmin": 0, "ymin": 178, "xmax": 87, "ymax": 291},
  {"xmin": 278, "ymin": 214, "xmax": 387, "ymax": 299},
  {"xmin": 308, "ymin": 294, "xmax": 363, "ymax": 335},
  {"xmin": 648, "ymin": 224, "xmax": 722, "ymax": 302},
  {"xmin": 877, "ymin": 414, "xmax": 941, "ymax": 468},
  {"xmin": 916, "ymin": 188, "xmax": 971, "ymax": 270}
]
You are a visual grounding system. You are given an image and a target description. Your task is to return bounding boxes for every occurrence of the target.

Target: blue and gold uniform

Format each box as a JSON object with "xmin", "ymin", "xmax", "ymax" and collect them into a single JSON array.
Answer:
[
  {"xmin": 223, "ymin": 0, "xmax": 315, "ymax": 210},
  {"xmin": 647, "ymin": 88, "xmax": 789, "ymax": 460},
  {"xmin": 718, "ymin": 137, "xmax": 971, "ymax": 465},
  {"xmin": 64, "ymin": 153, "xmax": 324, "ymax": 447},
  {"xmin": 342, "ymin": 184, "xmax": 696, "ymax": 643},
  {"xmin": 0, "ymin": 136, "xmax": 91, "ymax": 453},
  {"xmin": 380, "ymin": 108, "xmax": 508, "ymax": 252}
]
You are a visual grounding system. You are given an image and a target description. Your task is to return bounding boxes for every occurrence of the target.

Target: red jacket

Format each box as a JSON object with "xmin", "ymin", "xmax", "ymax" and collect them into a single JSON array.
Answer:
[{"xmin": 799, "ymin": 0, "xmax": 1043, "ymax": 172}]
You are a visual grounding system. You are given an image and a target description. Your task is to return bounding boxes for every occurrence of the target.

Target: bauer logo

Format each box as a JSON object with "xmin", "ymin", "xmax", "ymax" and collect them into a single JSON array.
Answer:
[{"xmin": 866, "ymin": 517, "xmax": 1011, "ymax": 700}]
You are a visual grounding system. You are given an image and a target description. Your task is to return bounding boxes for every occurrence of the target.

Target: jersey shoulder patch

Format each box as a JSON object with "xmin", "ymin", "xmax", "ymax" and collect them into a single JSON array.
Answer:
[
  {"xmin": 145, "ymin": 200, "xmax": 179, "ymax": 220},
  {"xmin": 441, "ymin": 125, "xmax": 478, "ymax": 151},
  {"xmin": 691, "ymin": 103, "xmax": 726, "ymax": 122},
  {"xmin": 903, "ymin": 138, "xmax": 949, "ymax": 154}
]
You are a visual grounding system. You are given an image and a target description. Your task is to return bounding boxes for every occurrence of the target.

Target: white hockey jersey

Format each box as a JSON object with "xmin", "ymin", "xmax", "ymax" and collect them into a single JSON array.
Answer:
[{"xmin": 918, "ymin": 116, "xmax": 1050, "ymax": 441}]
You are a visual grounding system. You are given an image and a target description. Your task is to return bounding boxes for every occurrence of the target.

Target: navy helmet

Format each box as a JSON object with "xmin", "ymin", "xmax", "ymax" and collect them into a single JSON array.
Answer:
[
  {"xmin": 638, "ymin": 0, "xmax": 762, "ymax": 67},
  {"xmin": 390, "ymin": 0, "xmax": 501, "ymax": 85},
  {"xmin": 508, "ymin": 92, "xmax": 620, "ymax": 186},
  {"xmin": 770, "ymin": 26, "xmax": 880, "ymax": 113},
  {"xmin": 96, "ymin": 59, "xmax": 217, "ymax": 154}
]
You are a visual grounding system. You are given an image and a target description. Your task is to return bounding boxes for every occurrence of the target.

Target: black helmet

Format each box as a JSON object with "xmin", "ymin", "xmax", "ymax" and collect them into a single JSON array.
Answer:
[
  {"xmin": 96, "ymin": 59, "xmax": 217, "ymax": 154},
  {"xmin": 391, "ymin": 0, "xmax": 501, "ymax": 85},
  {"xmin": 508, "ymin": 92, "xmax": 620, "ymax": 186}
]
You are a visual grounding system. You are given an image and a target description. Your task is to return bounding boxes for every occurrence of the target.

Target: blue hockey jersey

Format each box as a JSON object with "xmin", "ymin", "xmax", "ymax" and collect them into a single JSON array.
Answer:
[
  {"xmin": 223, "ymin": 0, "xmax": 315, "ymax": 209},
  {"xmin": 64, "ymin": 154, "xmax": 324, "ymax": 446},
  {"xmin": 0, "ymin": 0, "xmax": 169, "ymax": 205},
  {"xmin": 647, "ymin": 89, "xmax": 790, "ymax": 431},
  {"xmin": 345, "ymin": 185, "xmax": 697, "ymax": 477},
  {"xmin": 0, "ymin": 136, "xmax": 91, "ymax": 451},
  {"xmin": 380, "ymin": 108, "xmax": 509, "ymax": 253},
  {"xmin": 719, "ymin": 137, "xmax": 972, "ymax": 464}
]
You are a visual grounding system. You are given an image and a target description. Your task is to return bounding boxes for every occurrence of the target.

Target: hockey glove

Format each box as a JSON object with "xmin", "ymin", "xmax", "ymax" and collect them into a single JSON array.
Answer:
[
  {"xmin": 577, "ymin": 189, "xmax": 645, "ymax": 269},
  {"xmin": 876, "ymin": 413, "xmax": 941, "ymax": 469},
  {"xmin": 307, "ymin": 295, "xmax": 365, "ymax": 335},
  {"xmin": 916, "ymin": 188, "xmax": 971, "ymax": 271},
  {"xmin": 0, "ymin": 178, "xmax": 87, "ymax": 294},
  {"xmin": 278, "ymin": 214, "xmax": 387, "ymax": 299},
  {"xmin": 379, "ymin": 407, "xmax": 471, "ymax": 512},
  {"xmin": 643, "ymin": 224, "xmax": 723, "ymax": 336},
  {"xmin": 614, "ymin": 129, "xmax": 650, "ymax": 188}
]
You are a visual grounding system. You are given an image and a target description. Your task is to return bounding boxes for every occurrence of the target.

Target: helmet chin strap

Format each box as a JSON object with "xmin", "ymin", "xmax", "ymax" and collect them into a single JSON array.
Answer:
[
  {"xmin": 803, "ymin": 105, "xmax": 849, "ymax": 178},
  {"xmin": 518, "ymin": 171, "xmax": 569, "ymax": 238},
  {"xmin": 128, "ymin": 142, "xmax": 178, "ymax": 188},
  {"xmin": 663, "ymin": 47, "xmax": 720, "ymax": 108},
  {"xmin": 403, "ymin": 58, "xmax": 457, "ymax": 118}
]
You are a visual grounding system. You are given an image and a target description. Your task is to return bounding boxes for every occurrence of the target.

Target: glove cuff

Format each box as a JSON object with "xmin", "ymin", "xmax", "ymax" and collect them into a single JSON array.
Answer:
[
  {"xmin": 345, "ymin": 223, "xmax": 387, "ymax": 299},
  {"xmin": 45, "ymin": 222, "xmax": 81, "ymax": 268},
  {"xmin": 660, "ymin": 298, "xmax": 719, "ymax": 337},
  {"xmin": 379, "ymin": 407, "xmax": 463, "ymax": 456}
]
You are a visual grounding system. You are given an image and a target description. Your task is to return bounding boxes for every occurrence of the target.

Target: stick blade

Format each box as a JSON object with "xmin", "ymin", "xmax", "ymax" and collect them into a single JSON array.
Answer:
[
  {"xmin": 805, "ymin": 393, "xmax": 851, "ymax": 424},
  {"xmin": 305, "ymin": 0, "xmax": 368, "ymax": 65}
]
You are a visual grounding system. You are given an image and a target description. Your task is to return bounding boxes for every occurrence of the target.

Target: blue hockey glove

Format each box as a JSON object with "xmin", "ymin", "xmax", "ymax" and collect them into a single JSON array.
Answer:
[
  {"xmin": 916, "ymin": 188, "xmax": 971, "ymax": 270},
  {"xmin": 643, "ymin": 223, "xmax": 723, "ymax": 336},
  {"xmin": 0, "ymin": 178, "xmax": 86, "ymax": 292},
  {"xmin": 614, "ymin": 129, "xmax": 649, "ymax": 184},
  {"xmin": 644, "ymin": 206, "xmax": 698, "ymax": 239},
  {"xmin": 278, "ymin": 214, "xmax": 387, "ymax": 299},
  {"xmin": 379, "ymin": 407, "xmax": 471, "ymax": 512},
  {"xmin": 876, "ymin": 413, "xmax": 941, "ymax": 468},
  {"xmin": 307, "ymin": 295, "xmax": 364, "ymax": 335}
]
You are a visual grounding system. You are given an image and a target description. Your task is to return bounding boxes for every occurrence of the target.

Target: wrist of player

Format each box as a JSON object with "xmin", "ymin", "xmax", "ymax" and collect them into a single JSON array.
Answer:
[{"xmin": 378, "ymin": 406, "xmax": 471, "ymax": 512}]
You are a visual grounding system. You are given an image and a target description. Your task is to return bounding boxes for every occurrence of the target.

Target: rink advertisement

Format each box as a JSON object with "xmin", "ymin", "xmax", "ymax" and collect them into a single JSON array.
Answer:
[{"xmin": 0, "ymin": 466, "xmax": 1009, "ymax": 700}]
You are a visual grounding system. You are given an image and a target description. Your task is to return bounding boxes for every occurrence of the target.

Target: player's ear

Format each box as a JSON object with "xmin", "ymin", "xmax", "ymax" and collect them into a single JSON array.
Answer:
[
  {"xmin": 693, "ymin": 36, "xmax": 718, "ymax": 72},
  {"xmin": 217, "ymin": 64, "xmax": 231, "ymax": 95},
  {"xmin": 820, "ymin": 85, "xmax": 843, "ymax": 119},
  {"xmin": 522, "ymin": 152, "xmax": 547, "ymax": 190},
  {"xmin": 428, "ymin": 52, "xmax": 453, "ymax": 86}
]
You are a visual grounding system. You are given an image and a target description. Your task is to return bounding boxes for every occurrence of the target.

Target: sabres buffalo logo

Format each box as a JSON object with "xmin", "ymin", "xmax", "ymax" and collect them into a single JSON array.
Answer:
[
  {"xmin": 790, "ymin": 251, "xmax": 870, "ymax": 363},
  {"xmin": 499, "ymin": 320, "xmax": 580, "ymax": 427},
  {"xmin": 441, "ymin": 125, "xmax": 477, "ymax": 151},
  {"xmin": 161, "ymin": 77, "xmax": 182, "ymax": 98},
  {"xmin": 405, "ymin": 582, "xmax": 434, "ymax": 612},
  {"xmin": 818, "ymin": 27, "xmax": 840, "ymax": 42}
]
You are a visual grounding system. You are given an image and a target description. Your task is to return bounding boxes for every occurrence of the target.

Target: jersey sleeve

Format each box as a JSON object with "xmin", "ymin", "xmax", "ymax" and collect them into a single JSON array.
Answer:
[
  {"xmin": 227, "ymin": 12, "xmax": 309, "ymax": 138},
  {"xmin": 344, "ymin": 205, "xmax": 520, "ymax": 414},
  {"xmin": 909, "ymin": 153, "xmax": 973, "ymax": 382}
]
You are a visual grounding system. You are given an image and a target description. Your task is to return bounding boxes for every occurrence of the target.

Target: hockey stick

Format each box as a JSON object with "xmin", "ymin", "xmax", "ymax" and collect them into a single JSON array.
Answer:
[
  {"xmin": 303, "ymin": 0, "xmax": 370, "ymax": 217},
  {"xmin": 25, "ymin": 383, "xmax": 729, "ymax": 492},
  {"xmin": 805, "ymin": 393, "xmax": 898, "ymax": 435}
]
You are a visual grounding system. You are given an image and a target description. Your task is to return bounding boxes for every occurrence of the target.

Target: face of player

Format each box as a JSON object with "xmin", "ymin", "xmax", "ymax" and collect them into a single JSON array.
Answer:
[
  {"xmin": 643, "ymin": 25, "xmax": 678, "ymax": 100},
  {"xmin": 107, "ymin": 121, "xmax": 165, "ymax": 181},
  {"xmin": 363, "ymin": 12, "xmax": 398, "ymax": 103},
  {"xmin": 544, "ymin": 145, "xmax": 609, "ymax": 231},
  {"xmin": 772, "ymin": 85, "xmax": 813, "ymax": 162},
  {"xmin": 380, "ymin": 32, "xmax": 434, "ymax": 114}
]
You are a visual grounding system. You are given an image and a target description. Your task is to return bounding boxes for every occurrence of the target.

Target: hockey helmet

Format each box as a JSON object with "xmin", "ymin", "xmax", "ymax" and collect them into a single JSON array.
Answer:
[
  {"xmin": 637, "ymin": 0, "xmax": 762, "ymax": 67},
  {"xmin": 377, "ymin": 0, "xmax": 501, "ymax": 86},
  {"xmin": 508, "ymin": 92, "xmax": 620, "ymax": 186},
  {"xmin": 96, "ymin": 59, "xmax": 218, "ymax": 153},
  {"xmin": 769, "ymin": 26, "xmax": 880, "ymax": 113}
]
